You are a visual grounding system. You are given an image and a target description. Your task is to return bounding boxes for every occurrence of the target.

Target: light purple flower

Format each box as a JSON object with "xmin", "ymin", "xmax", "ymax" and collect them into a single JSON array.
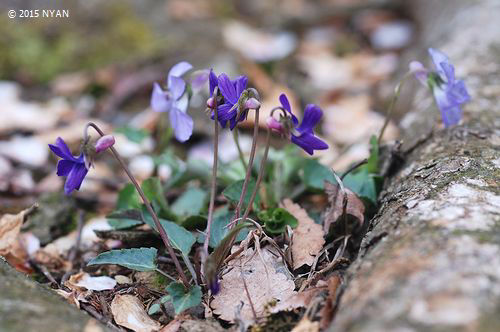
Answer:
[
  {"xmin": 49, "ymin": 137, "xmax": 89, "ymax": 195},
  {"xmin": 410, "ymin": 48, "xmax": 470, "ymax": 127},
  {"xmin": 278, "ymin": 93, "xmax": 329, "ymax": 155},
  {"xmin": 151, "ymin": 61, "xmax": 194, "ymax": 142}
]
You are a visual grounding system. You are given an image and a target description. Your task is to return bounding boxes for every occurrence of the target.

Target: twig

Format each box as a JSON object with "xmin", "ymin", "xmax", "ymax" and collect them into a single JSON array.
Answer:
[
  {"xmin": 85, "ymin": 122, "xmax": 189, "ymax": 287},
  {"xmin": 340, "ymin": 158, "xmax": 368, "ymax": 180},
  {"xmin": 240, "ymin": 266, "xmax": 258, "ymax": 323},
  {"xmin": 81, "ymin": 303, "xmax": 124, "ymax": 332}
]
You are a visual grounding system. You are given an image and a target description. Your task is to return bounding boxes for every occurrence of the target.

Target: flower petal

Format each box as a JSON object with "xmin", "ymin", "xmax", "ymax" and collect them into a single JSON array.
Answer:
[
  {"xmin": 209, "ymin": 69, "xmax": 218, "ymax": 97},
  {"xmin": 441, "ymin": 105, "xmax": 462, "ymax": 128},
  {"xmin": 279, "ymin": 93, "xmax": 298, "ymax": 126},
  {"xmin": 218, "ymin": 74, "xmax": 238, "ymax": 104},
  {"xmin": 291, "ymin": 133, "xmax": 328, "ymax": 155},
  {"xmin": 64, "ymin": 162, "xmax": 88, "ymax": 195},
  {"xmin": 169, "ymin": 108, "xmax": 193, "ymax": 142},
  {"xmin": 448, "ymin": 80, "xmax": 470, "ymax": 104},
  {"xmin": 216, "ymin": 103, "xmax": 237, "ymax": 121},
  {"xmin": 190, "ymin": 70, "xmax": 209, "ymax": 93},
  {"xmin": 169, "ymin": 76, "xmax": 187, "ymax": 100},
  {"xmin": 235, "ymin": 76, "xmax": 248, "ymax": 96},
  {"xmin": 49, "ymin": 137, "xmax": 78, "ymax": 162},
  {"xmin": 428, "ymin": 48, "xmax": 449, "ymax": 71},
  {"xmin": 296, "ymin": 104, "xmax": 323, "ymax": 133},
  {"xmin": 151, "ymin": 83, "xmax": 172, "ymax": 113},
  {"xmin": 168, "ymin": 61, "xmax": 193, "ymax": 79},
  {"xmin": 409, "ymin": 61, "xmax": 429, "ymax": 86},
  {"xmin": 56, "ymin": 160, "xmax": 74, "ymax": 176}
]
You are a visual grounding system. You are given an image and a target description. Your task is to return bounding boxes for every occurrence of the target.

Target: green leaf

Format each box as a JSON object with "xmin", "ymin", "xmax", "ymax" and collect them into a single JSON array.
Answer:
[
  {"xmin": 171, "ymin": 187, "xmax": 207, "ymax": 218},
  {"xmin": 115, "ymin": 126, "xmax": 149, "ymax": 143},
  {"xmin": 302, "ymin": 159, "xmax": 337, "ymax": 190},
  {"xmin": 343, "ymin": 168, "xmax": 378, "ymax": 204},
  {"xmin": 107, "ymin": 209, "xmax": 143, "ymax": 230},
  {"xmin": 223, "ymin": 179, "xmax": 260, "ymax": 210},
  {"xmin": 166, "ymin": 282, "xmax": 202, "ymax": 314},
  {"xmin": 180, "ymin": 215, "xmax": 207, "ymax": 230},
  {"xmin": 141, "ymin": 177, "xmax": 169, "ymax": 212},
  {"xmin": 366, "ymin": 135, "xmax": 379, "ymax": 174},
  {"xmin": 117, "ymin": 184, "xmax": 141, "ymax": 210},
  {"xmin": 87, "ymin": 248, "xmax": 157, "ymax": 271},
  {"xmin": 257, "ymin": 207, "xmax": 298, "ymax": 234},
  {"xmin": 148, "ymin": 295, "xmax": 171, "ymax": 315},
  {"xmin": 197, "ymin": 207, "xmax": 248, "ymax": 248},
  {"xmin": 142, "ymin": 215, "xmax": 196, "ymax": 255}
]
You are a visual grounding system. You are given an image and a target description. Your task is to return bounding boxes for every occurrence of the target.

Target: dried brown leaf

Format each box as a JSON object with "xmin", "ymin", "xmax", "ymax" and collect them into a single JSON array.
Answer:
[
  {"xmin": 211, "ymin": 247, "xmax": 297, "ymax": 326},
  {"xmin": 111, "ymin": 294, "xmax": 161, "ymax": 332},
  {"xmin": 66, "ymin": 271, "xmax": 117, "ymax": 291},
  {"xmin": 0, "ymin": 205, "xmax": 36, "ymax": 256},
  {"xmin": 323, "ymin": 182, "xmax": 365, "ymax": 234},
  {"xmin": 281, "ymin": 199, "xmax": 325, "ymax": 269}
]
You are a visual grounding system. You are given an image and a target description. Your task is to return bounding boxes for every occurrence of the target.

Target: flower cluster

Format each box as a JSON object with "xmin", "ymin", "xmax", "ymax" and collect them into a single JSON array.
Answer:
[{"xmin": 410, "ymin": 48, "xmax": 470, "ymax": 127}]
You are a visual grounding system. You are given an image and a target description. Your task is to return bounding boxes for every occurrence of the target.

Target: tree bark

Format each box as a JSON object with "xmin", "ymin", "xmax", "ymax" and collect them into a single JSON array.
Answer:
[{"xmin": 330, "ymin": 1, "xmax": 500, "ymax": 331}]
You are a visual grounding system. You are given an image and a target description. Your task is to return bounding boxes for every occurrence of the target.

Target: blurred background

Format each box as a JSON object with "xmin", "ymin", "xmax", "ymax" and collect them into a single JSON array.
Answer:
[{"xmin": 0, "ymin": 0, "xmax": 415, "ymax": 214}]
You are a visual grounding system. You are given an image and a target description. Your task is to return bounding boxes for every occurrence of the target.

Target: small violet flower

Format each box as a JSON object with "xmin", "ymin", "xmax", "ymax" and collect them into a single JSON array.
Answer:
[
  {"xmin": 49, "ymin": 136, "xmax": 114, "ymax": 195},
  {"xmin": 410, "ymin": 48, "xmax": 470, "ymax": 128},
  {"xmin": 208, "ymin": 70, "xmax": 253, "ymax": 130},
  {"xmin": 272, "ymin": 93, "xmax": 329, "ymax": 155},
  {"xmin": 151, "ymin": 61, "xmax": 194, "ymax": 142}
]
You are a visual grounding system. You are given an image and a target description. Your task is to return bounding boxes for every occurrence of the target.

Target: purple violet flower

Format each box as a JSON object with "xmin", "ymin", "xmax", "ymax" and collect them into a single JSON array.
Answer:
[
  {"xmin": 151, "ymin": 61, "xmax": 194, "ymax": 142},
  {"xmin": 278, "ymin": 93, "xmax": 329, "ymax": 155},
  {"xmin": 49, "ymin": 137, "xmax": 89, "ymax": 195},
  {"xmin": 208, "ymin": 71, "xmax": 249, "ymax": 129},
  {"xmin": 410, "ymin": 48, "xmax": 470, "ymax": 128}
]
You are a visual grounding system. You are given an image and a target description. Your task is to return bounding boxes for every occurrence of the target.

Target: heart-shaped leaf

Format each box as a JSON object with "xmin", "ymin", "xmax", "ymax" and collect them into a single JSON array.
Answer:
[
  {"xmin": 87, "ymin": 248, "xmax": 157, "ymax": 272},
  {"xmin": 166, "ymin": 282, "xmax": 202, "ymax": 314}
]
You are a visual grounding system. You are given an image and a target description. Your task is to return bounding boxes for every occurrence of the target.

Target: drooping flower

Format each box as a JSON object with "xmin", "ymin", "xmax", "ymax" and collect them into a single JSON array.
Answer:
[
  {"xmin": 409, "ymin": 48, "xmax": 470, "ymax": 127},
  {"xmin": 49, "ymin": 137, "xmax": 89, "ymax": 195},
  {"xmin": 273, "ymin": 93, "xmax": 329, "ymax": 155},
  {"xmin": 151, "ymin": 61, "xmax": 194, "ymax": 142},
  {"xmin": 49, "ymin": 135, "xmax": 115, "ymax": 195}
]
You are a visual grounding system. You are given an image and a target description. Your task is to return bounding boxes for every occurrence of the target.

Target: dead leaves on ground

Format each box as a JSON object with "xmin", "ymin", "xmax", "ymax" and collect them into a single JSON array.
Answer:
[
  {"xmin": 323, "ymin": 181, "xmax": 365, "ymax": 234},
  {"xmin": 211, "ymin": 247, "xmax": 297, "ymax": 326},
  {"xmin": 111, "ymin": 294, "xmax": 161, "ymax": 332},
  {"xmin": 281, "ymin": 199, "xmax": 325, "ymax": 270}
]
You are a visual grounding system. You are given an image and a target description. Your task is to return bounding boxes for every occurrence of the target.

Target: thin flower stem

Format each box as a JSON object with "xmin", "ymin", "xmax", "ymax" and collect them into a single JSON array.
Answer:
[
  {"xmin": 204, "ymin": 87, "xmax": 219, "ymax": 255},
  {"xmin": 240, "ymin": 128, "xmax": 271, "ymax": 224},
  {"xmin": 155, "ymin": 268, "xmax": 176, "ymax": 282},
  {"xmin": 232, "ymin": 107, "xmax": 260, "ymax": 224},
  {"xmin": 181, "ymin": 253, "xmax": 199, "ymax": 286},
  {"xmin": 232, "ymin": 128, "xmax": 248, "ymax": 171},
  {"xmin": 378, "ymin": 72, "xmax": 411, "ymax": 144},
  {"xmin": 84, "ymin": 122, "xmax": 190, "ymax": 288}
]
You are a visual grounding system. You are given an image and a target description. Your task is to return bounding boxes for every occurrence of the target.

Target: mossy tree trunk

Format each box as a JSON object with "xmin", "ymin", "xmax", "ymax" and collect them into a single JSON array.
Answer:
[{"xmin": 330, "ymin": 0, "xmax": 500, "ymax": 331}]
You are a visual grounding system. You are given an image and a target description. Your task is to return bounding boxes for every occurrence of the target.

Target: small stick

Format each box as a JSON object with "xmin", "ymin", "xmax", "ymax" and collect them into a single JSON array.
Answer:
[
  {"xmin": 340, "ymin": 158, "xmax": 368, "ymax": 180},
  {"xmin": 85, "ymin": 122, "xmax": 189, "ymax": 287}
]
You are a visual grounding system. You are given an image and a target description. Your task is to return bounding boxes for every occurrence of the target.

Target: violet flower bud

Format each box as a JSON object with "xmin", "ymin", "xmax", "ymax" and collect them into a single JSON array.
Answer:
[
  {"xmin": 207, "ymin": 96, "xmax": 216, "ymax": 109},
  {"xmin": 95, "ymin": 135, "xmax": 115, "ymax": 153},
  {"xmin": 244, "ymin": 97, "xmax": 261, "ymax": 110},
  {"xmin": 266, "ymin": 116, "xmax": 284, "ymax": 133}
]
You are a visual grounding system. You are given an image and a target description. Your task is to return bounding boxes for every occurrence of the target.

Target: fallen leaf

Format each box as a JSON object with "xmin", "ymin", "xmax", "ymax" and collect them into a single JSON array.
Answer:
[
  {"xmin": 0, "ymin": 136, "xmax": 48, "ymax": 167},
  {"xmin": 291, "ymin": 318, "xmax": 320, "ymax": 332},
  {"xmin": 211, "ymin": 247, "xmax": 297, "ymax": 326},
  {"xmin": 54, "ymin": 289, "xmax": 81, "ymax": 308},
  {"xmin": 180, "ymin": 319, "xmax": 225, "ymax": 332},
  {"xmin": 159, "ymin": 318, "xmax": 182, "ymax": 332},
  {"xmin": 66, "ymin": 271, "xmax": 117, "ymax": 291},
  {"xmin": 281, "ymin": 199, "xmax": 325, "ymax": 269},
  {"xmin": 111, "ymin": 294, "xmax": 161, "ymax": 332},
  {"xmin": 323, "ymin": 181, "xmax": 365, "ymax": 234},
  {"xmin": 0, "ymin": 205, "xmax": 36, "ymax": 256}
]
